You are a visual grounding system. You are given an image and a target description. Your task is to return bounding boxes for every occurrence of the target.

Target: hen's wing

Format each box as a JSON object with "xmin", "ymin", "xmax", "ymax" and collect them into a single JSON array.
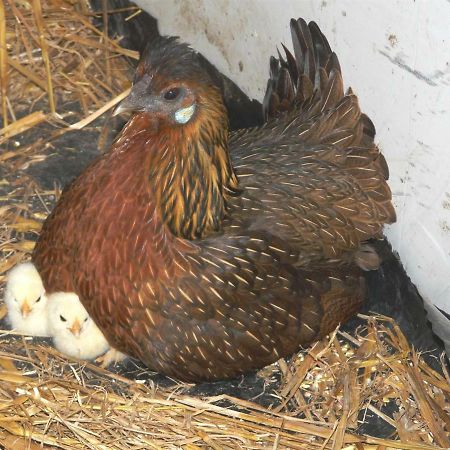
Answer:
[{"xmin": 228, "ymin": 19, "xmax": 395, "ymax": 268}]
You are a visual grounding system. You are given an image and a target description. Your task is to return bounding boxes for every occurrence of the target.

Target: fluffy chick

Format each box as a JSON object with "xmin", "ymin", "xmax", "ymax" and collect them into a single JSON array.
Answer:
[
  {"xmin": 4, "ymin": 262, "xmax": 49, "ymax": 336},
  {"xmin": 47, "ymin": 292, "xmax": 110, "ymax": 360}
]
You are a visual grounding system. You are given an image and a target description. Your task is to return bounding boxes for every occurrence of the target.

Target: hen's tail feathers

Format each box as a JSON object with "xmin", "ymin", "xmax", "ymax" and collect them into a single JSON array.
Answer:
[
  {"xmin": 318, "ymin": 269, "xmax": 365, "ymax": 337},
  {"xmin": 263, "ymin": 18, "xmax": 341, "ymax": 120},
  {"xmin": 298, "ymin": 268, "xmax": 365, "ymax": 340}
]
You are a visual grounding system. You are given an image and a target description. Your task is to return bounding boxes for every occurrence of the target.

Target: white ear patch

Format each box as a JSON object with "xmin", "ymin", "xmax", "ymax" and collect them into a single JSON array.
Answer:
[{"xmin": 174, "ymin": 104, "xmax": 196, "ymax": 124}]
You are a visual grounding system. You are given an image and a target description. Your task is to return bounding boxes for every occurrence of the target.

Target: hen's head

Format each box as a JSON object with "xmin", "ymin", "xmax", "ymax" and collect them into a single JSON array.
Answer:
[
  {"xmin": 115, "ymin": 37, "xmax": 224, "ymax": 128},
  {"xmin": 113, "ymin": 37, "xmax": 238, "ymax": 240}
]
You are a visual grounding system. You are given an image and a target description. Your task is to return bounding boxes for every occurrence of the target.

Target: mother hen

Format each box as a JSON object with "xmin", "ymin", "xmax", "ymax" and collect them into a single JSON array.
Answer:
[{"xmin": 33, "ymin": 18, "xmax": 395, "ymax": 381}]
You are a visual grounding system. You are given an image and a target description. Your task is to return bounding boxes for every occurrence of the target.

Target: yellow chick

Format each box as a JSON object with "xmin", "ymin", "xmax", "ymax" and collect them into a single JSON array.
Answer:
[
  {"xmin": 4, "ymin": 262, "xmax": 49, "ymax": 336},
  {"xmin": 47, "ymin": 292, "xmax": 110, "ymax": 361}
]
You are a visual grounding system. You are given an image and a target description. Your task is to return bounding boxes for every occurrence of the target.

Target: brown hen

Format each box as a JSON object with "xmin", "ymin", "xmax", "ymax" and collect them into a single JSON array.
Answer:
[{"xmin": 33, "ymin": 18, "xmax": 395, "ymax": 381}]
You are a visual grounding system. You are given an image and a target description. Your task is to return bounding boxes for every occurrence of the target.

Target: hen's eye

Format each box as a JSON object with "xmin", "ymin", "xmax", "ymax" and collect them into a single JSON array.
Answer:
[
  {"xmin": 60, "ymin": 315, "xmax": 67, "ymax": 322},
  {"xmin": 163, "ymin": 88, "xmax": 180, "ymax": 101}
]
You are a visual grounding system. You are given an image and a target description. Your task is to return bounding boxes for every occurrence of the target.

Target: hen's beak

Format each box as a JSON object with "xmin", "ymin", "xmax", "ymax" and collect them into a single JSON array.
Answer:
[
  {"xmin": 69, "ymin": 319, "xmax": 81, "ymax": 337},
  {"xmin": 113, "ymin": 76, "xmax": 156, "ymax": 116},
  {"xmin": 20, "ymin": 301, "xmax": 31, "ymax": 318},
  {"xmin": 113, "ymin": 96, "xmax": 138, "ymax": 116}
]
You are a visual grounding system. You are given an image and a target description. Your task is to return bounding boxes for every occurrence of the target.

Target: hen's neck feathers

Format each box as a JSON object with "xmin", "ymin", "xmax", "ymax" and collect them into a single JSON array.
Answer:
[{"xmin": 116, "ymin": 84, "xmax": 238, "ymax": 240}]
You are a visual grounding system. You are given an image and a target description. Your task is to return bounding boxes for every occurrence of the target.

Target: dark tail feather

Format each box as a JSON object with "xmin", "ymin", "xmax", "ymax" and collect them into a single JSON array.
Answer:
[{"xmin": 263, "ymin": 18, "xmax": 341, "ymax": 120}]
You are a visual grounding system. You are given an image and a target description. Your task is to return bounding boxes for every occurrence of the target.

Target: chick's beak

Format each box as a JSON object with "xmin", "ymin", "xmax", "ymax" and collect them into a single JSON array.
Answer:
[
  {"xmin": 113, "ymin": 76, "xmax": 156, "ymax": 116},
  {"xmin": 20, "ymin": 301, "xmax": 31, "ymax": 318},
  {"xmin": 69, "ymin": 319, "xmax": 82, "ymax": 337}
]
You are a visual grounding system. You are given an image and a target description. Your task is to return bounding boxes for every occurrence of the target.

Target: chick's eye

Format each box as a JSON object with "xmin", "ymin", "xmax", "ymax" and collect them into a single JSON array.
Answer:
[
  {"xmin": 163, "ymin": 87, "xmax": 180, "ymax": 101},
  {"xmin": 84, "ymin": 317, "xmax": 88, "ymax": 322},
  {"xmin": 60, "ymin": 315, "xmax": 67, "ymax": 322},
  {"xmin": 36, "ymin": 296, "xmax": 41, "ymax": 303}
]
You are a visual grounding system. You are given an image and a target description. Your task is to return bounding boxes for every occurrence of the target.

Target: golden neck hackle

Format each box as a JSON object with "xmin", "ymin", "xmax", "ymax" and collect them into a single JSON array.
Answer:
[{"xmin": 119, "ymin": 84, "xmax": 239, "ymax": 240}]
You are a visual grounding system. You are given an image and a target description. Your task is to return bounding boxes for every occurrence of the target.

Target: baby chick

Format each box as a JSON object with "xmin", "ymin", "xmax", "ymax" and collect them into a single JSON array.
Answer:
[
  {"xmin": 4, "ymin": 262, "xmax": 49, "ymax": 336},
  {"xmin": 47, "ymin": 292, "xmax": 110, "ymax": 360}
]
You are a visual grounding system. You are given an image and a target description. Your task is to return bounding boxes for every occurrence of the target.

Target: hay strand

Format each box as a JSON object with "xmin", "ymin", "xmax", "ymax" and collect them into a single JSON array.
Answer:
[
  {"xmin": 0, "ymin": 0, "xmax": 7, "ymax": 127},
  {"xmin": 7, "ymin": 57, "xmax": 48, "ymax": 92},
  {"xmin": 31, "ymin": 0, "xmax": 56, "ymax": 114},
  {"xmin": 69, "ymin": 87, "xmax": 130, "ymax": 130},
  {"xmin": 0, "ymin": 111, "xmax": 47, "ymax": 141},
  {"xmin": 102, "ymin": 0, "xmax": 111, "ymax": 86}
]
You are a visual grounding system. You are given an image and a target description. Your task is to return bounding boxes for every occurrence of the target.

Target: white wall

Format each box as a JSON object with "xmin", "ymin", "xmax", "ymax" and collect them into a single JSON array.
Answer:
[{"xmin": 135, "ymin": 0, "xmax": 450, "ymax": 316}]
